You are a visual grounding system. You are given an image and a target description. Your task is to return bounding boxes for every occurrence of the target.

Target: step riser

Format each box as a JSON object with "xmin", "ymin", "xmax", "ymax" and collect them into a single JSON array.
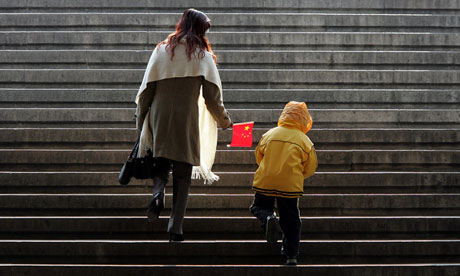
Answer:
[
  {"xmin": 1, "ymin": 217, "xmax": 459, "ymax": 239},
  {"xmin": 1, "ymin": 194, "xmax": 460, "ymax": 216},
  {"xmin": 4, "ymin": 142, "xmax": 459, "ymax": 151},
  {"xmin": 1, "ymin": 0, "xmax": 460, "ymax": 271},
  {"xmin": 1, "ymin": 265, "xmax": 460, "ymax": 276},
  {"xmin": 1, "ymin": 241, "xmax": 460, "ymax": 265},
  {"xmin": 5, "ymin": 164, "xmax": 457, "ymax": 172},
  {"xmin": 2, "ymin": 69, "xmax": 460, "ymax": 86},
  {"xmin": 2, "ymin": 14, "xmax": 460, "ymax": 31},
  {"xmin": 1, "ymin": 256, "xmax": 457, "ymax": 266},
  {"xmin": 1, "ymin": 129, "xmax": 459, "ymax": 150},
  {"xmin": 2, "ymin": 0, "xmax": 460, "ymax": 11},
  {"xmin": 3, "ymin": 102, "xmax": 459, "ymax": 110},
  {"xmin": 4, "ymin": 123, "xmax": 457, "ymax": 129},
  {"xmin": 7, "ymin": 186, "xmax": 458, "ymax": 195},
  {"xmin": 2, "ymin": 51, "xmax": 460, "ymax": 69},
  {"xmin": 1, "ymin": 150, "xmax": 458, "ymax": 172},
  {"xmin": 3, "ymin": 209, "xmax": 458, "ymax": 216},
  {"xmin": 1, "ymin": 109, "xmax": 458, "ymax": 127},
  {"xmin": 1, "ymin": 172, "xmax": 459, "ymax": 193},
  {"xmin": 2, "ymin": 32, "xmax": 460, "ymax": 50},
  {"xmin": 2, "ymin": 89, "xmax": 459, "ymax": 109}
]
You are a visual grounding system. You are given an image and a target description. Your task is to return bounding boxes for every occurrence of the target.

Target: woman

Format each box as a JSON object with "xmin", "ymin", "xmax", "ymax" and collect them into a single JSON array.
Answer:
[{"xmin": 135, "ymin": 9, "xmax": 232, "ymax": 242}]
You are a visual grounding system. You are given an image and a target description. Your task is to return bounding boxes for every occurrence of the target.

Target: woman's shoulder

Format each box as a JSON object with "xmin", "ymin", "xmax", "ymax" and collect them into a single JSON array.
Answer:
[{"xmin": 200, "ymin": 50, "xmax": 216, "ymax": 64}]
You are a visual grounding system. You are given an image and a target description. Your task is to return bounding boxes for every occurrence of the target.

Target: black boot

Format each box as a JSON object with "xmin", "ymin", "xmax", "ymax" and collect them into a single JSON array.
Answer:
[
  {"xmin": 146, "ymin": 191, "xmax": 164, "ymax": 222},
  {"xmin": 169, "ymin": 233, "xmax": 184, "ymax": 242}
]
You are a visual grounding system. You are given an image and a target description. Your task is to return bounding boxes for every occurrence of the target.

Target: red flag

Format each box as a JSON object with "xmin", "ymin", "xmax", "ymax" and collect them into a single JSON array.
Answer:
[{"xmin": 229, "ymin": 121, "xmax": 254, "ymax": 147}]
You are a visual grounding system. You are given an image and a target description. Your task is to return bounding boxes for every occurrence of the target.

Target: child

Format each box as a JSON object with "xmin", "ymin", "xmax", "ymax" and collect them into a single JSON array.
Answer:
[{"xmin": 250, "ymin": 101, "xmax": 318, "ymax": 265}]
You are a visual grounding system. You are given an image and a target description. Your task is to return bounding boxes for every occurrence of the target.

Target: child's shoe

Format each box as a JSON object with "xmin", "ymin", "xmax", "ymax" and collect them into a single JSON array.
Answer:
[
  {"xmin": 265, "ymin": 214, "xmax": 281, "ymax": 243},
  {"xmin": 285, "ymin": 256, "xmax": 297, "ymax": 265}
]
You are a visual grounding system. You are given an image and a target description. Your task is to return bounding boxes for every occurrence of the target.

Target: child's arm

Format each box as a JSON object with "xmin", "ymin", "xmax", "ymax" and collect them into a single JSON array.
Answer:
[
  {"xmin": 303, "ymin": 146, "xmax": 318, "ymax": 178},
  {"xmin": 254, "ymin": 140, "xmax": 265, "ymax": 165}
]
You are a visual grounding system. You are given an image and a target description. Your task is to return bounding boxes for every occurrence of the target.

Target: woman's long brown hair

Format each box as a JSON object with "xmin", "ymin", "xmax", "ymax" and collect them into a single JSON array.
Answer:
[{"xmin": 158, "ymin": 8, "xmax": 217, "ymax": 64}]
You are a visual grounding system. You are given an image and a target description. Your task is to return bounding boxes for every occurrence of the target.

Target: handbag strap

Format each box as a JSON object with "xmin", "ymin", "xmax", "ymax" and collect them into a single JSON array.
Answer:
[{"xmin": 128, "ymin": 137, "xmax": 141, "ymax": 160}]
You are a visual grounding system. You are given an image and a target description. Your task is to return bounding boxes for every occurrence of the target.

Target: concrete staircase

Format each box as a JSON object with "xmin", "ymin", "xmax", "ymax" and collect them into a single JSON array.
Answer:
[{"xmin": 1, "ymin": 0, "xmax": 460, "ymax": 274}]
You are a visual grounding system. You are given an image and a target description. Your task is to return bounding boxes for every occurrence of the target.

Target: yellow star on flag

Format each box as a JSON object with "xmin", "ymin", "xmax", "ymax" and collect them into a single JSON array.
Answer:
[{"xmin": 229, "ymin": 121, "xmax": 254, "ymax": 147}]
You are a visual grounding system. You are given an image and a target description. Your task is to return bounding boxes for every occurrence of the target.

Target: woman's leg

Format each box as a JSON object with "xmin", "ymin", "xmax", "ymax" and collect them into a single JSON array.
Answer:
[
  {"xmin": 147, "ymin": 158, "xmax": 171, "ymax": 221},
  {"xmin": 167, "ymin": 160, "xmax": 192, "ymax": 235},
  {"xmin": 151, "ymin": 157, "xmax": 171, "ymax": 195},
  {"xmin": 276, "ymin": 197, "xmax": 301, "ymax": 257}
]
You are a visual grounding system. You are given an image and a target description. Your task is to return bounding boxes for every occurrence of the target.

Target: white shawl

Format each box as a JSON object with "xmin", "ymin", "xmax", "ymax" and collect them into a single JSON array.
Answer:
[{"xmin": 135, "ymin": 42, "xmax": 221, "ymax": 184}]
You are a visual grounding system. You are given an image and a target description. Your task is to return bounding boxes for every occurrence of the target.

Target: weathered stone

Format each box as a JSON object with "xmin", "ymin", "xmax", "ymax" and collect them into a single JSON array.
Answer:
[
  {"xmin": 2, "ymin": 31, "xmax": 460, "ymax": 50},
  {"xmin": 3, "ymin": 50, "xmax": 460, "ymax": 68},
  {"xmin": 0, "ymin": 0, "xmax": 459, "ymax": 271},
  {"xmin": 1, "ymin": 265, "xmax": 460, "ymax": 276},
  {"xmin": 1, "ymin": 13, "xmax": 459, "ymax": 30},
  {"xmin": 2, "ymin": 0, "xmax": 460, "ymax": 11},
  {"xmin": 1, "ymin": 108, "xmax": 459, "ymax": 128}
]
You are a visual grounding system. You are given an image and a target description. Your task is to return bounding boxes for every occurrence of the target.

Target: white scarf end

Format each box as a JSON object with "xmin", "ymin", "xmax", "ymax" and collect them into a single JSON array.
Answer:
[{"xmin": 192, "ymin": 166, "xmax": 219, "ymax": 185}]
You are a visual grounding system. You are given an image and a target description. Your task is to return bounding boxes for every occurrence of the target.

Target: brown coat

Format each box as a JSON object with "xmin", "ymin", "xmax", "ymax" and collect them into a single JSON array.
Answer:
[{"xmin": 136, "ymin": 76, "xmax": 231, "ymax": 166}]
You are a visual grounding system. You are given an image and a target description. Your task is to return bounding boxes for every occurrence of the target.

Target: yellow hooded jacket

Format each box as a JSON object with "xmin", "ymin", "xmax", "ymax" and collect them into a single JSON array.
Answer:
[{"xmin": 252, "ymin": 102, "xmax": 318, "ymax": 198}]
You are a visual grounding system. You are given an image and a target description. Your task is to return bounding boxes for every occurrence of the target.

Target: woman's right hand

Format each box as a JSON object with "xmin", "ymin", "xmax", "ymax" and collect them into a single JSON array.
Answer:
[{"xmin": 223, "ymin": 120, "xmax": 233, "ymax": 130}]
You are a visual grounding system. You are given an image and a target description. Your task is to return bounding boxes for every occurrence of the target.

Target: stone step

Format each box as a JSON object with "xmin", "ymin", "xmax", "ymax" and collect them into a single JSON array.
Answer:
[
  {"xmin": 2, "ymin": 128, "xmax": 459, "ymax": 150},
  {"xmin": 2, "ymin": 31, "xmax": 459, "ymax": 50},
  {"xmin": 2, "ymin": 13, "xmax": 459, "ymax": 32},
  {"xmin": 1, "ymin": 239, "xmax": 460, "ymax": 264},
  {"xmin": 1, "ymin": 108, "xmax": 458, "ymax": 128},
  {"xmin": 1, "ymin": 264, "xmax": 460, "ymax": 276},
  {"xmin": 2, "ymin": 0, "xmax": 459, "ymax": 13},
  {"xmin": 2, "ymin": 0, "xmax": 458, "ymax": 273},
  {"xmin": 213, "ymin": 150, "xmax": 460, "ymax": 171},
  {"xmin": 1, "ymin": 149, "xmax": 458, "ymax": 172},
  {"xmin": 2, "ymin": 69, "xmax": 459, "ymax": 89},
  {"xmin": 3, "ymin": 50, "xmax": 460, "ymax": 70},
  {"xmin": 2, "ymin": 88, "xmax": 459, "ymax": 109},
  {"xmin": 218, "ymin": 129, "xmax": 460, "ymax": 150},
  {"xmin": 1, "ymin": 216, "xmax": 459, "ymax": 240},
  {"xmin": 1, "ymin": 171, "xmax": 459, "ymax": 194},
  {"xmin": 218, "ymin": 89, "xmax": 460, "ymax": 109},
  {"xmin": 1, "ymin": 127, "xmax": 459, "ymax": 150},
  {"xmin": 1, "ymin": 193, "xmax": 460, "ymax": 216}
]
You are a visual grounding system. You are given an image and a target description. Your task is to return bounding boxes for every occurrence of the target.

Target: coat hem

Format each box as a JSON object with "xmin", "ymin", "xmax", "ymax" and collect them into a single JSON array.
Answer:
[{"xmin": 252, "ymin": 187, "xmax": 303, "ymax": 198}]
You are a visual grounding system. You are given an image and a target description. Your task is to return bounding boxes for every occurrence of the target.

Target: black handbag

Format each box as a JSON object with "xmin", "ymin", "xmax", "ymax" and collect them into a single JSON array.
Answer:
[{"xmin": 118, "ymin": 138, "xmax": 155, "ymax": 185}]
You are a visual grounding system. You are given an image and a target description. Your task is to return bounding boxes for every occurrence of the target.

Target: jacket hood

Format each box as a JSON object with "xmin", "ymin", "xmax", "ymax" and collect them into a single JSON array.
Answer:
[{"xmin": 278, "ymin": 101, "xmax": 313, "ymax": 134}]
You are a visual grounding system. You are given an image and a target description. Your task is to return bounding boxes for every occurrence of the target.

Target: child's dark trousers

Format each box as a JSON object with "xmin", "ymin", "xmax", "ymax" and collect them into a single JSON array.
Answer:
[{"xmin": 250, "ymin": 192, "xmax": 301, "ymax": 257}]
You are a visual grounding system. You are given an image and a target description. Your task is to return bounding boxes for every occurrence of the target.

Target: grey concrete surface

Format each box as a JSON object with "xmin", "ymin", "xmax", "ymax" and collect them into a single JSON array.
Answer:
[
  {"xmin": 2, "ymin": 88, "xmax": 460, "ymax": 109},
  {"xmin": 2, "ymin": 69, "xmax": 460, "ymax": 90},
  {"xmin": 1, "ymin": 265, "xmax": 460, "ymax": 276},
  {"xmin": 1, "ymin": 239, "xmax": 460, "ymax": 263},
  {"xmin": 0, "ymin": 171, "xmax": 459, "ymax": 192},
  {"xmin": 1, "ymin": 128, "xmax": 459, "ymax": 148},
  {"xmin": 1, "ymin": 13, "xmax": 460, "ymax": 31},
  {"xmin": 0, "ymin": 0, "xmax": 459, "ymax": 271},
  {"xmin": 2, "ymin": 0, "xmax": 460, "ymax": 11},
  {"xmin": 2, "ymin": 31, "xmax": 460, "ymax": 50},
  {"xmin": 1, "ymin": 216, "xmax": 459, "ymax": 239},
  {"xmin": 2, "ymin": 194, "xmax": 460, "ymax": 215},
  {"xmin": 2, "ymin": 50, "xmax": 460, "ymax": 68},
  {"xmin": 0, "ymin": 149, "xmax": 458, "ymax": 167},
  {"xmin": 1, "ymin": 108, "xmax": 458, "ymax": 128}
]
